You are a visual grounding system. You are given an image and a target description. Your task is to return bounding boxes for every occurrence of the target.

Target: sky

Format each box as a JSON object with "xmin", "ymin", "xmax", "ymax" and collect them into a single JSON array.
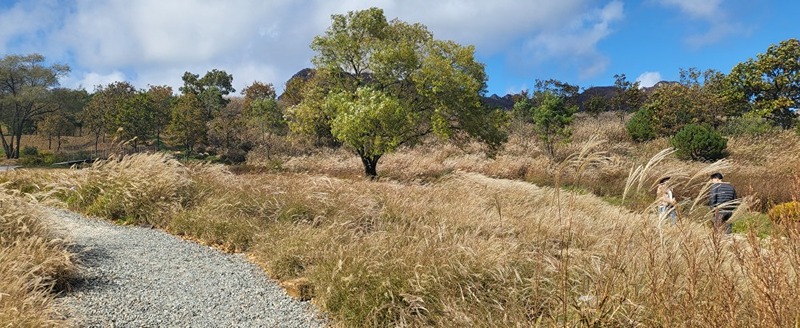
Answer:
[{"xmin": 0, "ymin": 0, "xmax": 796, "ymax": 97}]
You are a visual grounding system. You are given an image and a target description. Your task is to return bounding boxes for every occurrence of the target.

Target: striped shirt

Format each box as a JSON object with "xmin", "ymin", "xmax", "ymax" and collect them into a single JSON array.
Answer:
[{"xmin": 709, "ymin": 182, "xmax": 737, "ymax": 212}]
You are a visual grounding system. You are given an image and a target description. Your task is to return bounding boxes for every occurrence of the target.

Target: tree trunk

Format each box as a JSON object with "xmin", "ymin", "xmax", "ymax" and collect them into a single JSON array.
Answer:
[
  {"xmin": 13, "ymin": 133, "xmax": 21, "ymax": 158},
  {"xmin": 360, "ymin": 154, "xmax": 381, "ymax": 179},
  {"xmin": 48, "ymin": 135, "xmax": 52, "ymax": 150},
  {"xmin": 185, "ymin": 143, "xmax": 192, "ymax": 160},
  {"xmin": 0, "ymin": 129, "xmax": 10, "ymax": 159}
]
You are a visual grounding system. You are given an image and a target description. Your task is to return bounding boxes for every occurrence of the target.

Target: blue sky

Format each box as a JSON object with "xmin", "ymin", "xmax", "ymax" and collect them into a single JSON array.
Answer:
[{"xmin": 0, "ymin": 0, "xmax": 796, "ymax": 96}]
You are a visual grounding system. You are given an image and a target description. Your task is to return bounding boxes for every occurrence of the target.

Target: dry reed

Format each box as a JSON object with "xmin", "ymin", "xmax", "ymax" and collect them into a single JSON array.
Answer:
[
  {"xmin": 0, "ymin": 191, "xmax": 77, "ymax": 327},
  {"xmin": 1, "ymin": 113, "xmax": 798, "ymax": 326}
]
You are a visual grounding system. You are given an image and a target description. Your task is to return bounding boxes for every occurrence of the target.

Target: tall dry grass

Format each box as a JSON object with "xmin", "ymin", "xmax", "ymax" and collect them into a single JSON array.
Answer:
[
  {"xmin": 5, "ymin": 150, "xmax": 800, "ymax": 326},
  {"xmin": 251, "ymin": 112, "xmax": 800, "ymax": 214},
  {"xmin": 0, "ymin": 191, "xmax": 78, "ymax": 327},
  {"xmin": 58, "ymin": 153, "xmax": 195, "ymax": 226}
]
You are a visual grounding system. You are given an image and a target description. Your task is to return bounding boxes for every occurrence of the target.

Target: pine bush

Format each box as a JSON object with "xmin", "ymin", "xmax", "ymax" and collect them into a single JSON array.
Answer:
[
  {"xmin": 626, "ymin": 108, "xmax": 656, "ymax": 142},
  {"xmin": 670, "ymin": 124, "xmax": 727, "ymax": 161}
]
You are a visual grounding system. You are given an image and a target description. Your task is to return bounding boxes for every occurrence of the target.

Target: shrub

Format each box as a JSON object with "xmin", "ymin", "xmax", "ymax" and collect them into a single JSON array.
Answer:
[
  {"xmin": 768, "ymin": 201, "xmax": 800, "ymax": 224},
  {"xmin": 18, "ymin": 146, "xmax": 43, "ymax": 165},
  {"xmin": 21, "ymin": 146, "xmax": 39, "ymax": 157},
  {"xmin": 721, "ymin": 115, "xmax": 775, "ymax": 137},
  {"xmin": 626, "ymin": 108, "xmax": 657, "ymax": 142},
  {"xmin": 670, "ymin": 124, "xmax": 727, "ymax": 161}
]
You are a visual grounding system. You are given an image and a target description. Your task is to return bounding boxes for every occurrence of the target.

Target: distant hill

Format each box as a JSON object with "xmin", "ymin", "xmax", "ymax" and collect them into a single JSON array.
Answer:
[
  {"xmin": 481, "ymin": 94, "xmax": 515, "ymax": 110},
  {"xmin": 575, "ymin": 86, "xmax": 616, "ymax": 107}
]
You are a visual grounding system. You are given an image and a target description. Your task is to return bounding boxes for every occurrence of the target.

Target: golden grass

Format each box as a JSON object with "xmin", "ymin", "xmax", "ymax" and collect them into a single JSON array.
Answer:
[
  {"xmin": 4, "ymin": 150, "xmax": 799, "ymax": 326},
  {"xmin": 2, "ymin": 112, "xmax": 799, "ymax": 326},
  {"xmin": 253, "ymin": 114, "xmax": 800, "ymax": 213},
  {"xmin": 0, "ymin": 191, "xmax": 78, "ymax": 327}
]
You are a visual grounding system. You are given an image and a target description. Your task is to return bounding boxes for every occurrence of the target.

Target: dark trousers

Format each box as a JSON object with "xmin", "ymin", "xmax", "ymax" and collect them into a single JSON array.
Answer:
[{"xmin": 713, "ymin": 211, "xmax": 733, "ymax": 234}]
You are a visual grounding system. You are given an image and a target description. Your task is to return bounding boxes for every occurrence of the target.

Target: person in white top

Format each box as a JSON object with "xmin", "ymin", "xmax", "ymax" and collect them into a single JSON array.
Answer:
[{"xmin": 656, "ymin": 176, "xmax": 677, "ymax": 224}]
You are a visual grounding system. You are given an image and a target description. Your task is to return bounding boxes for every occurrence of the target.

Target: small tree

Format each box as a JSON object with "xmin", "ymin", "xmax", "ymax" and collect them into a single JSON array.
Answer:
[
  {"xmin": 113, "ymin": 92, "xmax": 154, "ymax": 152},
  {"xmin": 180, "ymin": 69, "xmax": 235, "ymax": 120},
  {"xmin": 626, "ymin": 107, "xmax": 657, "ymax": 142},
  {"xmin": 167, "ymin": 93, "xmax": 207, "ymax": 159},
  {"xmin": 670, "ymin": 124, "xmax": 727, "ymax": 161},
  {"xmin": 146, "ymin": 85, "xmax": 174, "ymax": 151},
  {"xmin": 36, "ymin": 113, "xmax": 72, "ymax": 152},
  {"xmin": 611, "ymin": 73, "xmax": 646, "ymax": 122},
  {"xmin": 84, "ymin": 81, "xmax": 138, "ymax": 153},
  {"xmin": 208, "ymin": 97, "xmax": 247, "ymax": 163},
  {"xmin": 532, "ymin": 92, "xmax": 576, "ymax": 158},
  {"xmin": 292, "ymin": 7, "xmax": 507, "ymax": 177}
]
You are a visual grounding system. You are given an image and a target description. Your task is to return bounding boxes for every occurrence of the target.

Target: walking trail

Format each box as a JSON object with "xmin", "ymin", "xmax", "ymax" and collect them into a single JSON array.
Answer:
[{"xmin": 46, "ymin": 208, "xmax": 326, "ymax": 327}]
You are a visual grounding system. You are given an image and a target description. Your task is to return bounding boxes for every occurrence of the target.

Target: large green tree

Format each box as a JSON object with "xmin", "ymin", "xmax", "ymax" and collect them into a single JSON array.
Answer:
[
  {"xmin": 629, "ymin": 68, "xmax": 726, "ymax": 140},
  {"xmin": 727, "ymin": 38, "xmax": 800, "ymax": 128},
  {"xmin": 0, "ymin": 54, "xmax": 70, "ymax": 158},
  {"xmin": 290, "ymin": 7, "xmax": 507, "ymax": 177}
]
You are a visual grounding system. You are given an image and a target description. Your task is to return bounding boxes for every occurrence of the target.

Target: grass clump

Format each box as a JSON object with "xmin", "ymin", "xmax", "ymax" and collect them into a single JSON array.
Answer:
[
  {"xmin": 0, "ymin": 192, "xmax": 78, "ymax": 327},
  {"xmin": 62, "ymin": 153, "xmax": 194, "ymax": 226}
]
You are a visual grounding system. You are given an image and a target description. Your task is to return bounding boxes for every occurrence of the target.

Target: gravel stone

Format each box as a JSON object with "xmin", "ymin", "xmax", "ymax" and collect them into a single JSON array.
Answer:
[{"xmin": 45, "ymin": 208, "xmax": 327, "ymax": 327}]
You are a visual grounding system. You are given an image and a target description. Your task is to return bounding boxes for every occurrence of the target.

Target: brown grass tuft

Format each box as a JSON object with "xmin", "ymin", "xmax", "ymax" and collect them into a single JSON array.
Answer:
[{"xmin": 0, "ymin": 192, "xmax": 78, "ymax": 327}]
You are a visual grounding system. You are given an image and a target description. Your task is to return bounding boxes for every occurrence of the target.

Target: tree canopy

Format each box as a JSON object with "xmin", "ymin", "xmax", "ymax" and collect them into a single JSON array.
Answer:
[
  {"xmin": 290, "ymin": 7, "xmax": 507, "ymax": 177},
  {"xmin": 0, "ymin": 54, "xmax": 69, "ymax": 158},
  {"xmin": 727, "ymin": 38, "xmax": 800, "ymax": 128}
]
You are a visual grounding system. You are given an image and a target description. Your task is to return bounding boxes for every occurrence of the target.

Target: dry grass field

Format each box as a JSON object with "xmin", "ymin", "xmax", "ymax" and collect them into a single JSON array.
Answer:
[{"xmin": 2, "ymin": 113, "xmax": 799, "ymax": 326}]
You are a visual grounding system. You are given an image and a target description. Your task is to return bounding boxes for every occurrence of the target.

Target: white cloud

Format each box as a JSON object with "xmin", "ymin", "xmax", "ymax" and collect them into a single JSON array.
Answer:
[
  {"xmin": 657, "ymin": 0, "xmax": 744, "ymax": 47},
  {"xmin": 635, "ymin": 71, "xmax": 662, "ymax": 88},
  {"xmin": 0, "ymin": 1, "xmax": 62, "ymax": 55},
  {"xmin": 658, "ymin": 0, "xmax": 722, "ymax": 19},
  {"xmin": 36, "ymin": 0, "xmax": 316, "ymax": 92},
  {"xmin": 522, "ymin": 1, "xmax": 624, "ymax": 79},
  {"xmin": 63, "ymin": 71, "xmax": 129, "ymax": 91},
  {"xmin": 685, "ymin": 21, "xmax": 742, "ymax": 48},
  {"xmin": 2, "ymin": 0, "xmax": 624, "ymax": 94}
]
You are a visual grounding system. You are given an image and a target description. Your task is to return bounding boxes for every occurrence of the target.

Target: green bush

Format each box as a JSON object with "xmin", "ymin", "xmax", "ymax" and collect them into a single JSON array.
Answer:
[
  {"xmin": 626, "ymin": 108, "xmax": 656, "ymax": 142},
  {"xmin": 18, "ymin": 146, "xmax": 43, "ymax": 165},
  {"xmin": 670, "ymin": 124, "xmax": 727, "ymax": 161},
  {"xmin": 20, "ymin": 146, "xmax": 39, "ymax": 157},
  {"xmin": 18, "ymin": 147, "xmax": 65, "ymax": 166},
  {"xmin": 721, "ymin": 115, "xmax": 775, "ymax": 137}
]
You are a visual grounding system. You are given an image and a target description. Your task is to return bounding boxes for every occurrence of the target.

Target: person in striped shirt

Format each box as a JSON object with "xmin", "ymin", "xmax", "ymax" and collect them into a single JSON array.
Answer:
[{"xmin": 708, "ymin": 172, "xmax": 737, "ymax": 234}]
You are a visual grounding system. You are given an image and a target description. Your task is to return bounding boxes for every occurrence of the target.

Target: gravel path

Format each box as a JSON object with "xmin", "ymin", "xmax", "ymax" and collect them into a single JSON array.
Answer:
[{"xmin": 46, "ymin": 208, "xmax": 326, "ymax": 327}]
